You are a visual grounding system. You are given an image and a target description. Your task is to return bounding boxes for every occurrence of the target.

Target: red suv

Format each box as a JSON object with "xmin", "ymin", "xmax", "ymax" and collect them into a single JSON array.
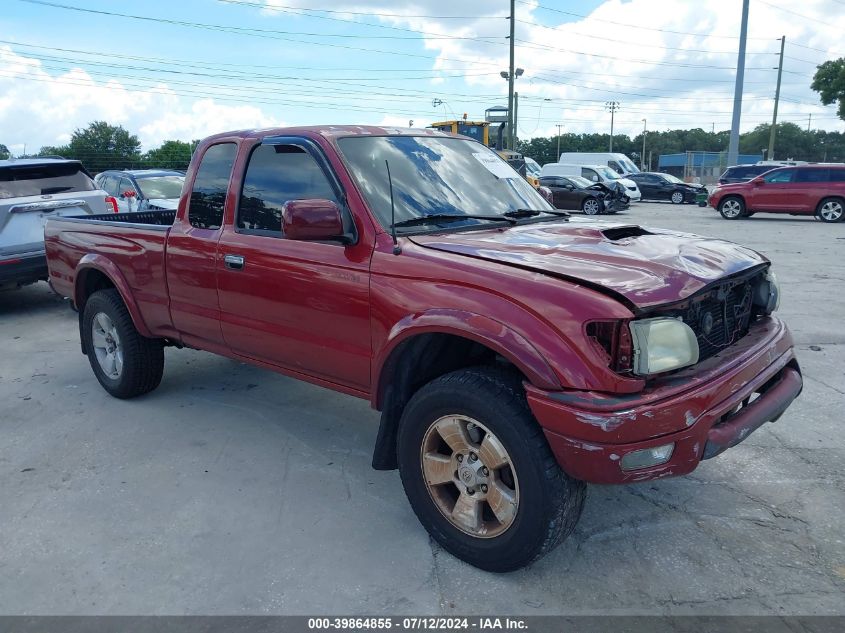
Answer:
[{"xmin": 709, "ymin": 164, "xmax": 845, "ymax": 222}]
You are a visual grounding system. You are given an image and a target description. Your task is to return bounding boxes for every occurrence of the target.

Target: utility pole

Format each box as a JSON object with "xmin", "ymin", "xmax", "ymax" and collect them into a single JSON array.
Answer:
[
  {"xmin": 807, "ymin": 113, "xmax": 812, "ymax": 132},
  {"xmin": 556, "ymin": 124, "xmax": 563, "ymax": 160},
  {"xmin": 513, "ymin": 92, "xmax": 519, "ymax": 149},
  {"xmin": 605, "ymin": 101, "xmax": 620, "ymax": 152},
  {"xmin": 727, "ymin": 0, "xmax": 749, "ymax": 168},
  {"xmin": 507, "ymin": 0, "xmax": 515, "ymax": 150},
  {"xmin": 641, "ymin": 119, "xmax": 647, "ymax": 170},
  {"xmin": 768, "ymin": 35, "xmax": 785, "ymax": 160}
]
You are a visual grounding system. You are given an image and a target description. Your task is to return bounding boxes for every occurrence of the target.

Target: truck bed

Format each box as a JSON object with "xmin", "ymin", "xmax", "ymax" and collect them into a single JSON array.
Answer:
[
  {"xmin": 66, "ymin": 209, "xmax": 177, "ymax": 226},
  {"xmin": 44, "ymin": 210, "xmax": 176, "ymax": 336}
]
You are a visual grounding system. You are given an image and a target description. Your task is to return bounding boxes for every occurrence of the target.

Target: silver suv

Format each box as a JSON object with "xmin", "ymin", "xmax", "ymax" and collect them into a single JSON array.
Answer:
[{"xmin": 0, "ymin": 158, "xmax": 111, "ymax": 289}]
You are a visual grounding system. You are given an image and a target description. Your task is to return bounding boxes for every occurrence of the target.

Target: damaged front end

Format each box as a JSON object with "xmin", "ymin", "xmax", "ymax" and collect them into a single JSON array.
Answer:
[{"xmin": 587, "ymin": 181, "xmax": 630, "ymax": 214}]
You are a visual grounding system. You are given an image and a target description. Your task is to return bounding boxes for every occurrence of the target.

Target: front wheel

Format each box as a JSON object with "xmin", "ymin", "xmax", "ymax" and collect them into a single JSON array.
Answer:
[
  {"xmin": 670, "ymin": 190, "xmax": 685, "ymax": 204},
  {"xmin": 582, "ymin": 197, "xmax": 602, "ymax": 215},
  {"xmin": 718, "ymin": 196, "xmax": 745, "ymax": 220},
  {"xmin": 397, "ymin": 367, "xmax": 586, "ymax": 572},
  {"xmin": 81, "ymin": 289, "xmax": 164, "ymax": 398},
  {"xmin": 817, "ymin": 197, "xmax": 844, "ymax": 223}
]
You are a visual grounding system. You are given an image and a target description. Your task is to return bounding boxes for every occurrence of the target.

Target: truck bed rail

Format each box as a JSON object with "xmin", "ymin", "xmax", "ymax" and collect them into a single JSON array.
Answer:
[{"xmin": 70, "ymin": 209, "xmax": 177, "ymax": 226}]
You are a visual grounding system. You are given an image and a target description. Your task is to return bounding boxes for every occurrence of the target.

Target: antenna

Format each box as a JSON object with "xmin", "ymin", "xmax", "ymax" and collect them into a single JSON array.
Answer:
[{"xmin": 385, "ymin": 160, "xmax": 401, "ymax": 255}]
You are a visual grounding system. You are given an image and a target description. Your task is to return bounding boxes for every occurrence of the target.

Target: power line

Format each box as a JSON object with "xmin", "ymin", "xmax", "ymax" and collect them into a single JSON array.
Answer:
[{"xmin": 520, "ymin": 0, "xmax": 773, "ymax": 40}]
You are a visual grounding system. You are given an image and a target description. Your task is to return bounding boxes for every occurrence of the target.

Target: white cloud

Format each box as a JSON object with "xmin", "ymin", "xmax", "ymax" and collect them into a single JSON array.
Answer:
[{"xmin": 0, "ymin": 46, "xmax": 280, "ymax": 154}]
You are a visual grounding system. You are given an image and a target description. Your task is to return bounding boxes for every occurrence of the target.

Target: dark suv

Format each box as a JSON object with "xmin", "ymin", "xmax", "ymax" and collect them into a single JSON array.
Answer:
[{"xmin": 718, "ymin": 164, "xmax": 775, "ymax": 185}]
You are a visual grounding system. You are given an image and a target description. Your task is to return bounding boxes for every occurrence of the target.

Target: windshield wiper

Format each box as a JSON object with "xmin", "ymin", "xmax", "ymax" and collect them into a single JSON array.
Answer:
[
  {"xmin": 393, "ymin": 213, "xmax": 516, "ymax": 229},
  {"xmin": 509, "ymin": 208, "xmax": 571, "ymax": 219}
]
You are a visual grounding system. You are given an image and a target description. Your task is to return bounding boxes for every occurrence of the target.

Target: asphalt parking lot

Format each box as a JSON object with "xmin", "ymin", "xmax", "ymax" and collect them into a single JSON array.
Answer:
[{"xmin": 1, "ymin": 202, "xmax": 844, "ymax": 615}]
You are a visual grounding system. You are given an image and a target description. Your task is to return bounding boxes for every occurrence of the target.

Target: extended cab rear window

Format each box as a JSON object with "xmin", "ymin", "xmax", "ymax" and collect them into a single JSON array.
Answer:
[
  {"xmin": 189, "ymin": 143, "xmax": 237, "ymax": 230},
  {"xmin": 0, "ymin": 163, "xmax": 95, "ymax": 199}
]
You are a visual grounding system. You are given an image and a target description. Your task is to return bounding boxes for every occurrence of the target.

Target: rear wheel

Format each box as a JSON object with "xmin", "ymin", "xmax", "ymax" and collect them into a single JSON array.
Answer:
[
  {"xmin": 582, "ymin": 197, "xmax": 602, "ymax": 215},
  {"xmin": 817, "ymin": 197, "xmax": 844, "ymax": 223},
  {"xmin": 397, "ymin": 367, "xmax": 586, "ymax": 572},
  {"xmin": 670, "ymin": 190, "xmax": 685, "ymax": 204},
  {"xmin": 718, "ymin": 196, "xmax": 745, "ymax": 220},
  {"xmin": 81, "ymin": 289, "xmax": 164, "ymax": 398}
]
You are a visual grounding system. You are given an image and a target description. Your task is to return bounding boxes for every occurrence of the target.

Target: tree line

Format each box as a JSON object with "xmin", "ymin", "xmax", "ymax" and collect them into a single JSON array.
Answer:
[
  {"xmin": 3, "ymin": 121, "xmax": 198, "ymax": 174},
  {"xmin": 3, "ymin": 118, "xmax": 845, "ymax": 175},
  {"xmin": 516, "ymin": 122, "xmax": 845, "ymax": 168}
]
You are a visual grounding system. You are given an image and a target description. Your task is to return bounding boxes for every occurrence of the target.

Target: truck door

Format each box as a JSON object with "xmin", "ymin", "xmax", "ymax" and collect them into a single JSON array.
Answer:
[
  {"xmin": 216, "ymin": 139, "xmax": 372, "ymax": 392},
  {"xmin": 166, "ymin": 141, "xmax": 238, "ymax": 351}
]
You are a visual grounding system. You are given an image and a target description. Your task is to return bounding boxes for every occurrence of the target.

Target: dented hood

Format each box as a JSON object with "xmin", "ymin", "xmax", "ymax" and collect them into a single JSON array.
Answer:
[{"xmin": 409, "ymin": 219, "xmax": 768, "ymax": 310}]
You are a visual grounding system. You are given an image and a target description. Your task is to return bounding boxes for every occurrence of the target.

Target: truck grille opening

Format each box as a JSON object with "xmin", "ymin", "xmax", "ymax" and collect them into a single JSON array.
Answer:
[{"xmin": 656, "ymin": 273, "xmax": 761, "ymax": 363}]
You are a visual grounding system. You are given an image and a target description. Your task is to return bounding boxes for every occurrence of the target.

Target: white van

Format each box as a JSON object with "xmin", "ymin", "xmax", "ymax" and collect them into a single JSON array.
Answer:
[
  {"xmin": 558, "ymin": 152, "xmax": 640, "ymax": 176},
  {"xmin": 540, "ymin": 163, "xmax": 641, "ymax": 201}
]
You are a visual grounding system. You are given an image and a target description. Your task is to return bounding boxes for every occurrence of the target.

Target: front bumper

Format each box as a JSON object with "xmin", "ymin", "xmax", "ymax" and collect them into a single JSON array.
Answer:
[
  {"xmin": 0, "ymin": 251, "xmax": 48, "ymax": 287},
  {"xmin": 527, "ymin": 317, "xmax": 802, "ymax": 484}
]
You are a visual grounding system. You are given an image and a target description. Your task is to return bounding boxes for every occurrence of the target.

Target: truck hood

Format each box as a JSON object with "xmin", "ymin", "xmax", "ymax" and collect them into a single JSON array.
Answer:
[{"xmin": 409, "ymin": 219, "xmax": 768, "ymax": 310}]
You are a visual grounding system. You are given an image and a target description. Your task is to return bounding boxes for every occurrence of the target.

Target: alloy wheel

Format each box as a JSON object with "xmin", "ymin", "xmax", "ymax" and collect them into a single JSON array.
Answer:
[
  {"xmin": 420, "ymin": 415, "xmax": 519, "ymax": 538},
  {"xmin": 819, "ymin": 200, "xmax": 844, "ymax": 222},
  {"xmin": 91, "ymin": 312, "xmax": 123, "ymax": 379}
]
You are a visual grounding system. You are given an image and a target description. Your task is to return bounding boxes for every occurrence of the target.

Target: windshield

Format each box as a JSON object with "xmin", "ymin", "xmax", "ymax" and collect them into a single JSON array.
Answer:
[
  {"xmin": 569, "ymin": 176, "xmax": 594, "ymax": 188},
  {"xmin": 0, "ymin": 163, "xmax": 95, "ymax": 199},
  {"xmin": 661, "ymin": 173, "xmax": 684, "ymax": 184},
  {"xmin": 619, "ymin": 158, "xmax": 639, "ymax": 174},
  {"xmin": 524, "ymin": 157, "xmax": 541, "ymax": 176},
  {"xmin": 594, "ymin": 166, "xmax": 621, "ymax": 181},
  {"xmin": 136, "ymin": 175, "xmax": 184, "ymax": 199},
  {"xmin": 337, "ymin": 136, "xmax": 553, "ymax": 230}
]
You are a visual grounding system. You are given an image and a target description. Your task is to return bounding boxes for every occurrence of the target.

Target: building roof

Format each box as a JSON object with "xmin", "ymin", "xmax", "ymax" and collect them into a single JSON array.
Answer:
[{"xmin": 658, "ymin": 153, "xmax": 760, "ymax": 168}]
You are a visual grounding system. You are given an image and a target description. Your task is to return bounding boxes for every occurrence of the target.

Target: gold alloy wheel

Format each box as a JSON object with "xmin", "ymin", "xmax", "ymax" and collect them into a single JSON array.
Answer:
[{"xmin": 420, "ymin": 415, "xmax": 519, "ymax": 538}]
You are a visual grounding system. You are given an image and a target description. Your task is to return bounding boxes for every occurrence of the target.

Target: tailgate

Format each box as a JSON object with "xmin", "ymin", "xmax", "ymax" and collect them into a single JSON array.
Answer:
[{"xmin": 0, "ymin": 196, "xmax": 100, "ymax": 257}]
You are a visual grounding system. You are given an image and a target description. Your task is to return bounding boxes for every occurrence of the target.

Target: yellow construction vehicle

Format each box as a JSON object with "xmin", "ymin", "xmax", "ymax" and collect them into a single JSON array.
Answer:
[{"xmin": 428, "ymin": 119, "xmax": 539, "ymax": 187}]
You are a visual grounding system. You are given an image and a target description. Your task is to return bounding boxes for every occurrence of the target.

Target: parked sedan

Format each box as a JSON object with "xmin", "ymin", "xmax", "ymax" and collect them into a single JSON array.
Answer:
[
  {"xmin": 94, "ymin": 169, "xmax": 185, "ymax": 212},
  {"xmin": 627, "ymin": 172, "xmax": 707, "ymax": 204},
  {"xmin": 538, "ymin": 175, "xmax": 628, "ymax": 215}
]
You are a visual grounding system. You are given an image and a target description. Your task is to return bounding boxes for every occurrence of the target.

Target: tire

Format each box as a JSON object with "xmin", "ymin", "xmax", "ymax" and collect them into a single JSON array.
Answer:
[
  {"xmin": 816, "ymin": 197, "xmax": 844, "ymax": 223},
  {"xmin": 397, "ymin": 367, "xmax": 586, "ymax": 572},
  {"xmin": 670, "ymin": 190, "xmax": 685, "ymax": 204},
  {"xmin": 581, "ymin": 197, "xmax": 602, "ymax": 215},
  {"xmin": 718, "ymin": 196, "xmax": 745, "ymax": 220},
  {"xmin": 81, "ymin": 289, "xmax": 164, "ymax": 398}
]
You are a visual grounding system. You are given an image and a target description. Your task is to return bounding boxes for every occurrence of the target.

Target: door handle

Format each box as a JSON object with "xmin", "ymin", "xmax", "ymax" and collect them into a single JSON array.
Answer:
[{"xmin": 224, "ymin": 254, "xmax": 245, "ymax": 270}]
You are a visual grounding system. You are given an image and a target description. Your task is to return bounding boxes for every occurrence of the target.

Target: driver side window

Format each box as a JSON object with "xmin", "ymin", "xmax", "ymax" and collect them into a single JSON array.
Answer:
[
  {"xmin": 763, "ymin": 169, "xmax": 795, "ymax": 184},
  {"xmin": 582, "ymin": 168, "xmax": 599, "ymax": 182},
  {"xmin": 237, "ymin": 143, "xmax": 340, "ymax": 236}
]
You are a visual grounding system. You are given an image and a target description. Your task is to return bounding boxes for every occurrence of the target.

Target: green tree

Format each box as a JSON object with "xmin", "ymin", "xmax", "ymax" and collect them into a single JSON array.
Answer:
[
  {"xmin": 811, "ymin": 58, "xmax": 845, "ymax": 120},
  {"xmin": 0, "ymin": 144, "xmax": 9, "ymax": 159},
  {"xmin": 143, "ymin": 140, "xmax": 195, "ymax": 170},
  {"xmin": 53, "ymin": 121, "xmax": 142, "ymax": 173}
]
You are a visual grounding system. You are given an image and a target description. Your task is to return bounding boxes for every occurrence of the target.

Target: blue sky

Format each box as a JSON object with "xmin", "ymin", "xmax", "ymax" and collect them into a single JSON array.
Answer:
[{"xmin": 1, "ymin": 0, "xmax": 843, "ymax": 153}]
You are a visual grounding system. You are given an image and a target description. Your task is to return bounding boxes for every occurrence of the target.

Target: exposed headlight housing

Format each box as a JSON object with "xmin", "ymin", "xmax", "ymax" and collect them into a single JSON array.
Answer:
[
  {"xmin": 753, "ymin": 270, "xmax": 780, "ymax": 314},
  {"xmin": 629, "ymin": 317, "xmax": 699, "ymax": 376}
]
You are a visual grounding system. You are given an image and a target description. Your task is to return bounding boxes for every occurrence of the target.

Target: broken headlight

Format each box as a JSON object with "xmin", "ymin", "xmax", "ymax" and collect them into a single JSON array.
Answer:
[{"xmin": 629, "ymin": 317, "xmax": 699, "ymax": 376}]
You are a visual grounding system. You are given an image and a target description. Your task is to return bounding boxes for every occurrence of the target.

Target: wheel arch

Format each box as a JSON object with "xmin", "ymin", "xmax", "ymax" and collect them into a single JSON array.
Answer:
[
  {"xmin": 74, "ymin": 255, "xmax": 153, "ymax": 340},
  {"xmin": 369, "ymin": 311, "xmax": 561, "ymax": 470}
]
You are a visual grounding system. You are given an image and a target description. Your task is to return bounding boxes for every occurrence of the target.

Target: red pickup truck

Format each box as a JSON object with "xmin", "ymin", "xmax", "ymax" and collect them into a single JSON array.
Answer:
[{"xmin": 45, "ymin": 126, "xmax": 802, "ymax": 572}]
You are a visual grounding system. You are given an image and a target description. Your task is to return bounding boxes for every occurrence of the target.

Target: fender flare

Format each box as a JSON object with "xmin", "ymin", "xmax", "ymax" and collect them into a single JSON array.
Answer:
[
  {"xmin": 74, "ymin": 254, "xmax": 153, "ymax": 338},
  {"xmin": 371, "ymin": 308, "xmax": 561, "ymax": 410}
]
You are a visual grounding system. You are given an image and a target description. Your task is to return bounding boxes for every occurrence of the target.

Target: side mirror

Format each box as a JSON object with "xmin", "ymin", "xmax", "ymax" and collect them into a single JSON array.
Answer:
[
  {"xmin": 565, "ymin": 184, "xmax": 575, "ymax": 190},
  {"xmin": 752, "ymin": 178, "xmax": 763, "ymax": 186},
  {"xmin": 282, "ymin": 199, "xmax": 349, "ymax": 243}
]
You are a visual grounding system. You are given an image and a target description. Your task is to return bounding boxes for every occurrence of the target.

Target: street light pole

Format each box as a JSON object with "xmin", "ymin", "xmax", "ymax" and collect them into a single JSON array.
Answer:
[
  {"xmin": 727, "ymin": 0, "xmax": 750, "ymax": 167},
  {"xmin": 641, "ymin": 119, "xmax": 647, "ymax": 170},
  {"xmin": 767, "ymin": 35, "xmax": 785, "ymax": 160},
  {"xmin": 507, "ymin": 0, "xmax": 515, "ymax": 150},
  {"xmin": 605, "ymin": 101, "xmax": 620, "ymax": 152},
  {"xmin": 556, "ymin": 124, "xmax": 562, "ymax": 161}
]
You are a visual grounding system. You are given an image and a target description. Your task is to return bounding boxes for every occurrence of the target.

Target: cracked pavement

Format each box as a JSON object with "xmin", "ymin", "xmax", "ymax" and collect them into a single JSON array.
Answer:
[{"xmin": 0, "ymin": 202, "xmax": 843, "ymax": 614}]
